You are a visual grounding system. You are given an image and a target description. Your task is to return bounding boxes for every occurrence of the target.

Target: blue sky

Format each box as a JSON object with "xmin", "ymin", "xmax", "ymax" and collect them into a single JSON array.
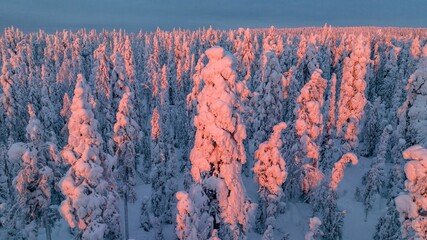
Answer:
[{"xmin": 1, "ymin": 0, "xmax": 426, "ymax": 32}]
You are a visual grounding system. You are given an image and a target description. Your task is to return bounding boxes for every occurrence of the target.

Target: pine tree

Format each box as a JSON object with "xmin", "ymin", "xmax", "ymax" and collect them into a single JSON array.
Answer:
[
  {"xmin": 252, "ymin": 51, "xmax": 286, "ymax": 150},
  {"xmin": 399, "ymin": 46, "xmax": 427, "ymax": 146},
  {"xmin": 336, "ymin": 34, "xmax": 370, "ymax": 152},
  {"xmin": 362, "ymin": 125, "xmax": 392, "ymax": 220},
  {"xmin": 305, "ymin": 217, "xmax": 323, "ymax": 240},
  {"xmin": 253, "ymin": 122, "xmax": 287, "ymax": 233},
  {"xmin": 360, "ymin": 98, "xmax": 383, "ymax": 157},
  {"xmin": 178, "ymin": 47, "xmax": 254, "ymax": 239},
  {"xmin": 395, "ymin": 145, "xmax": 427, "ymax": 239},
  {"xmin": 294, "ymin": 69, "xmax": 327, "ymax": 194},
  {"xmin": 373, "ymin": 200, "xmax": 401, "ymax": 240},
  {"xmin": 59, "ymin": 74, "xmax": 122, "ymax": 240},
  {"xmin": 113, "ymin": 91, "xmax": 140, "ymax": 240},
  {"xmin": 7, "ymin": 105, "xmax": 62, "ymax": 240}
]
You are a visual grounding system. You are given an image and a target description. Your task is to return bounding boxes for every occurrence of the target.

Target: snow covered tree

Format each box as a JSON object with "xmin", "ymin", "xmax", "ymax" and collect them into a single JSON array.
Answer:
[
  {"xmin": 305, "ymin": 217, "xmax": 323, "ymax": 240},
  {"xmin": 294, "ymin": 69, "xmax": 327, "ymax": 194},
  {"xmin": 320, "ymin": 73, "xmax": 340, "ymax": 172},
  {"xmin": 109, "ymin": 51, "xmax": 130, "ymax": 154},
  {"xmin": 1, "ymin": 49, "xmax": 28, "ymax": 142},
  {"xmin": 59, "ymin": 74, "xmax": 122, "ymax": 240},
  {"xmin": 262, "ymin": 225, "xmax": 274, "ymax": 240},
  {"xmin": 59, "ymin": 92, "xmax": 72, "ymax": 145},
  {"xmin": 253, "ymin": 122, "xmax": 287, "ymax": 234},
  {"xmin": 326, "ymin": 73, "xmax": 337, "ymax": 137},
  {"xmin": 140, "ymin": 196, "xmax": 154, "ymax": 232},
  {"xmin": 90, "ymin": 42, "xmax": 114, "ymax": 151},
  {"xmin": 360, "ymin": 98, "xmax": 384, "ymax": 157},
  {"xmin": 395, "ymin": 145, "xmax": 427, "ymax": 239},
  {"xmin": 361, "ymin": 125, "xmax": 392, "ymax": 220},
  {"xmin": 38, "ymin": 86, "xmax": 61, "ymax": 142},
  {"xmin": 252, "ymin": 51, "xmax": 286, "ymax": 150},
  {"xmin": 113, "ymin": 91, "xmax": 140, "ymax": 240},
  {"xmin": 181, "ymin": 46, "xmax": 254, "ymax": 239},
  {"xmin": 148, "ymin": 63, "xmax": 179, "ymax": 229},
  {"xmin": 410, "ymin": 37, "xmax": 421, "ymax": 61},
  {"xmin": 378, "ymin": 46, "xmax": 400, "ymax": 111},
  {"xmin": 309, "ymin": 181, "xmax": 345, "ymax": 240},
  {"xmin": 374, "ymin": 200, "xmax": 401, "ymax": 240},
  {"xmin": 150, "ymin": 106, "xmax": 177, "ymax": 227},
  {"xmin": 6, "ymin": 105, "xmax": 62, "ymax": 240},
  {"xmin": 400, "ymin": 46, "xmax": 427, "ymax": 146},
  {"xmin": 236, "ymin": 28, "xmax": 255, "ymax": 81},
  {"xmin": 175, "ymin": 186, "xmax": 213, "ymax": 240},
  {"xmin": 336, "ymin": 34, "xmax": 370, "ymax": 152},
  {"xmin": 330, "ymin": 153, "xmax": 359, "ymax": 190}
]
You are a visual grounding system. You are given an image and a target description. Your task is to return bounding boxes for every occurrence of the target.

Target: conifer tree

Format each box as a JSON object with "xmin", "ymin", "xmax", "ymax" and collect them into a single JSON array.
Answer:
[
  {"xmin": 177, "ymin": 47, "xmax": 254, "ymax": 239},
  {"xmin": 113, "ymin": 91, "xmax": 140, "ymax": 240},
  {"xmin": 59, "ymin": 74, "xmax": 122, "ymax": 240},
  {"xmin": 253, "ymin": 122, "xmax": 287, "ymax": 234}
]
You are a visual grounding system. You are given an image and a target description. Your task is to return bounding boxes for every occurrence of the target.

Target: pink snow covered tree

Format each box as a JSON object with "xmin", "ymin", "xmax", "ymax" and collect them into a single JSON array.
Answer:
[
  {"xmin": 177, "ymin": 46, "xmax": 254, "ymax": 239},
  {"xmin": 59, "ymin": 74, "xmax": 122, "ymax": 240},
  {"xmin": 113, "ymin": 91, "xmax": 140, "ymax": 240},
  {"xmin": 253, "ymin": 122, "xmax": 287, "ymax": 234},
  {"xmin": 336, "ymin": 34, "xmax": 370, "ymax": 152},
  {"xmin": 295, "ymin": 69, "xmax": 327, "ymax": 193},
  {"xmin": 395, "ymin": 145, "xmax": 427, "ymax": 239},
  {"xmin": 330, "ymin": 153, "xmax": 359, "ymax": 190}
]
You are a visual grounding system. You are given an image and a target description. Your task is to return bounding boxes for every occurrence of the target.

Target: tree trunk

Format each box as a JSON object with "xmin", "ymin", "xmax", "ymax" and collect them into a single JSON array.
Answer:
[
  {"xmin": 125, "ymin": 190, "xmax": 129, "ymax": 240},
  {"xmin": 44, "ymin": 212, "xmax": 52, "ymax": 240}
]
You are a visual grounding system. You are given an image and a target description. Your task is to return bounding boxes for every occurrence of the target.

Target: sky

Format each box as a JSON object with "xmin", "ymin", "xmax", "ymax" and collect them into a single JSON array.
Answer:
[{"xmin": 1, "ymin": 0, "xmax": 426, "ymax": 33}]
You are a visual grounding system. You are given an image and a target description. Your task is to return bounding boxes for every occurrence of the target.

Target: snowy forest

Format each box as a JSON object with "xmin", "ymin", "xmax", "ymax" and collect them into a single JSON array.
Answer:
[{"xmin": 0, "ymin": 25, "xmax": 426, "ymax": 240}]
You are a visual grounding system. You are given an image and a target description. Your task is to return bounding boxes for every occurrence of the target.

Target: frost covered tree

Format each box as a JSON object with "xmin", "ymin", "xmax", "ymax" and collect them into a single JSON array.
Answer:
[
  {"xmin": 378, "ymin": 46, "xmax": 400, "ymax": 111},
  {"xmin": 261, "ymin": 225, "xmax": 274, "ymax": 240},
  {"xmin": 38, "ymin": 85, "xmax": 61, "ymax": 142},
  {"xmin": 399, "ymin": 46, "xmax": 427, "ymax": 146},
  {"xmin": 149, "ymin": 105, "xmax": 178, "ymax": 228},
  {"xmin": 395, "ymin": 145, "xmax": 427, "ymax": 239},
  {"xmin": 113, "ymin": 91, "xmax": 140, "ymax": 240},
  {"xmin": 253, "ymin": 122, "xmax": 287, "ymax": 234},
  {"xmin": 326, "ymin": 73, "xmax": 337, "ymax": 137},
  {"xmin": 59, "ymin": 74, "xmax": 122, "ymax": 240},
  {"xmin": 175, "ymin": 186, "xmax": 213, "ymax": 240},
  {"xmin": 309, "ymin": 153, "xmax": 357, "ymax": 240},
  {"xmin": 0, "ymin": 49, "xmax": 28, "ymax": 142},
  {"xmin": 361, "ymin": 125, "xmax": 392, "ymax": 220},
  {"xmin": 320, "ymin": 73, "xmax": 339, "ymax": 172},
  {"xmin": 252, "ymin": 51, "xmax": 286, "ymax": 150},
  {"xmin": 59, "ymin": 92, "xmax": 72, "ymax": 145},
  {"xmin": 140, "ymin": 196, "xmax": 154, "ymax": 232},
  {"xmin": 148, "ymin": 63, "xmax": 178, "ymax": 228},
  {"xmin": 294, "ymin": 69, "xmax": 327, "ymax": 194},
  {"xmin": 330, "ymin": 153, "xmax": 359, "ymax": 190},
  {"xmin": 304, "ymin": 217, "xmax": 323, "ymax": 240},
  {"xmin": 6, "ymin": 106, "xmax": 61, "ymax": 240},
  {"xmin": 90, "ymin": 42, "xmax": 114, "ymax": 150},
  {"xmin": 109, "ymin": 51, "xmax": 130, "ymax": 153},
  {"xmin": 336, "ymin": 34, "xmax": 370, "ymax": 152},
  {"xmin": 178, "ymin": 46, "xmax": 254, "ymax": 239},
  {"xmin": 360, "ymin": 98, "xmax": 384, "ymax": 157},
  {"xmin": 373, "ymin": 200, "xmax": 401, "ymax": 240},
  {"xmin": 309, "ymin": 181, "xmax": 345, "ymax": 240},
  {"xmin": 236, "ymin": 28, "xmax": 255, "ymax": 81}
]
